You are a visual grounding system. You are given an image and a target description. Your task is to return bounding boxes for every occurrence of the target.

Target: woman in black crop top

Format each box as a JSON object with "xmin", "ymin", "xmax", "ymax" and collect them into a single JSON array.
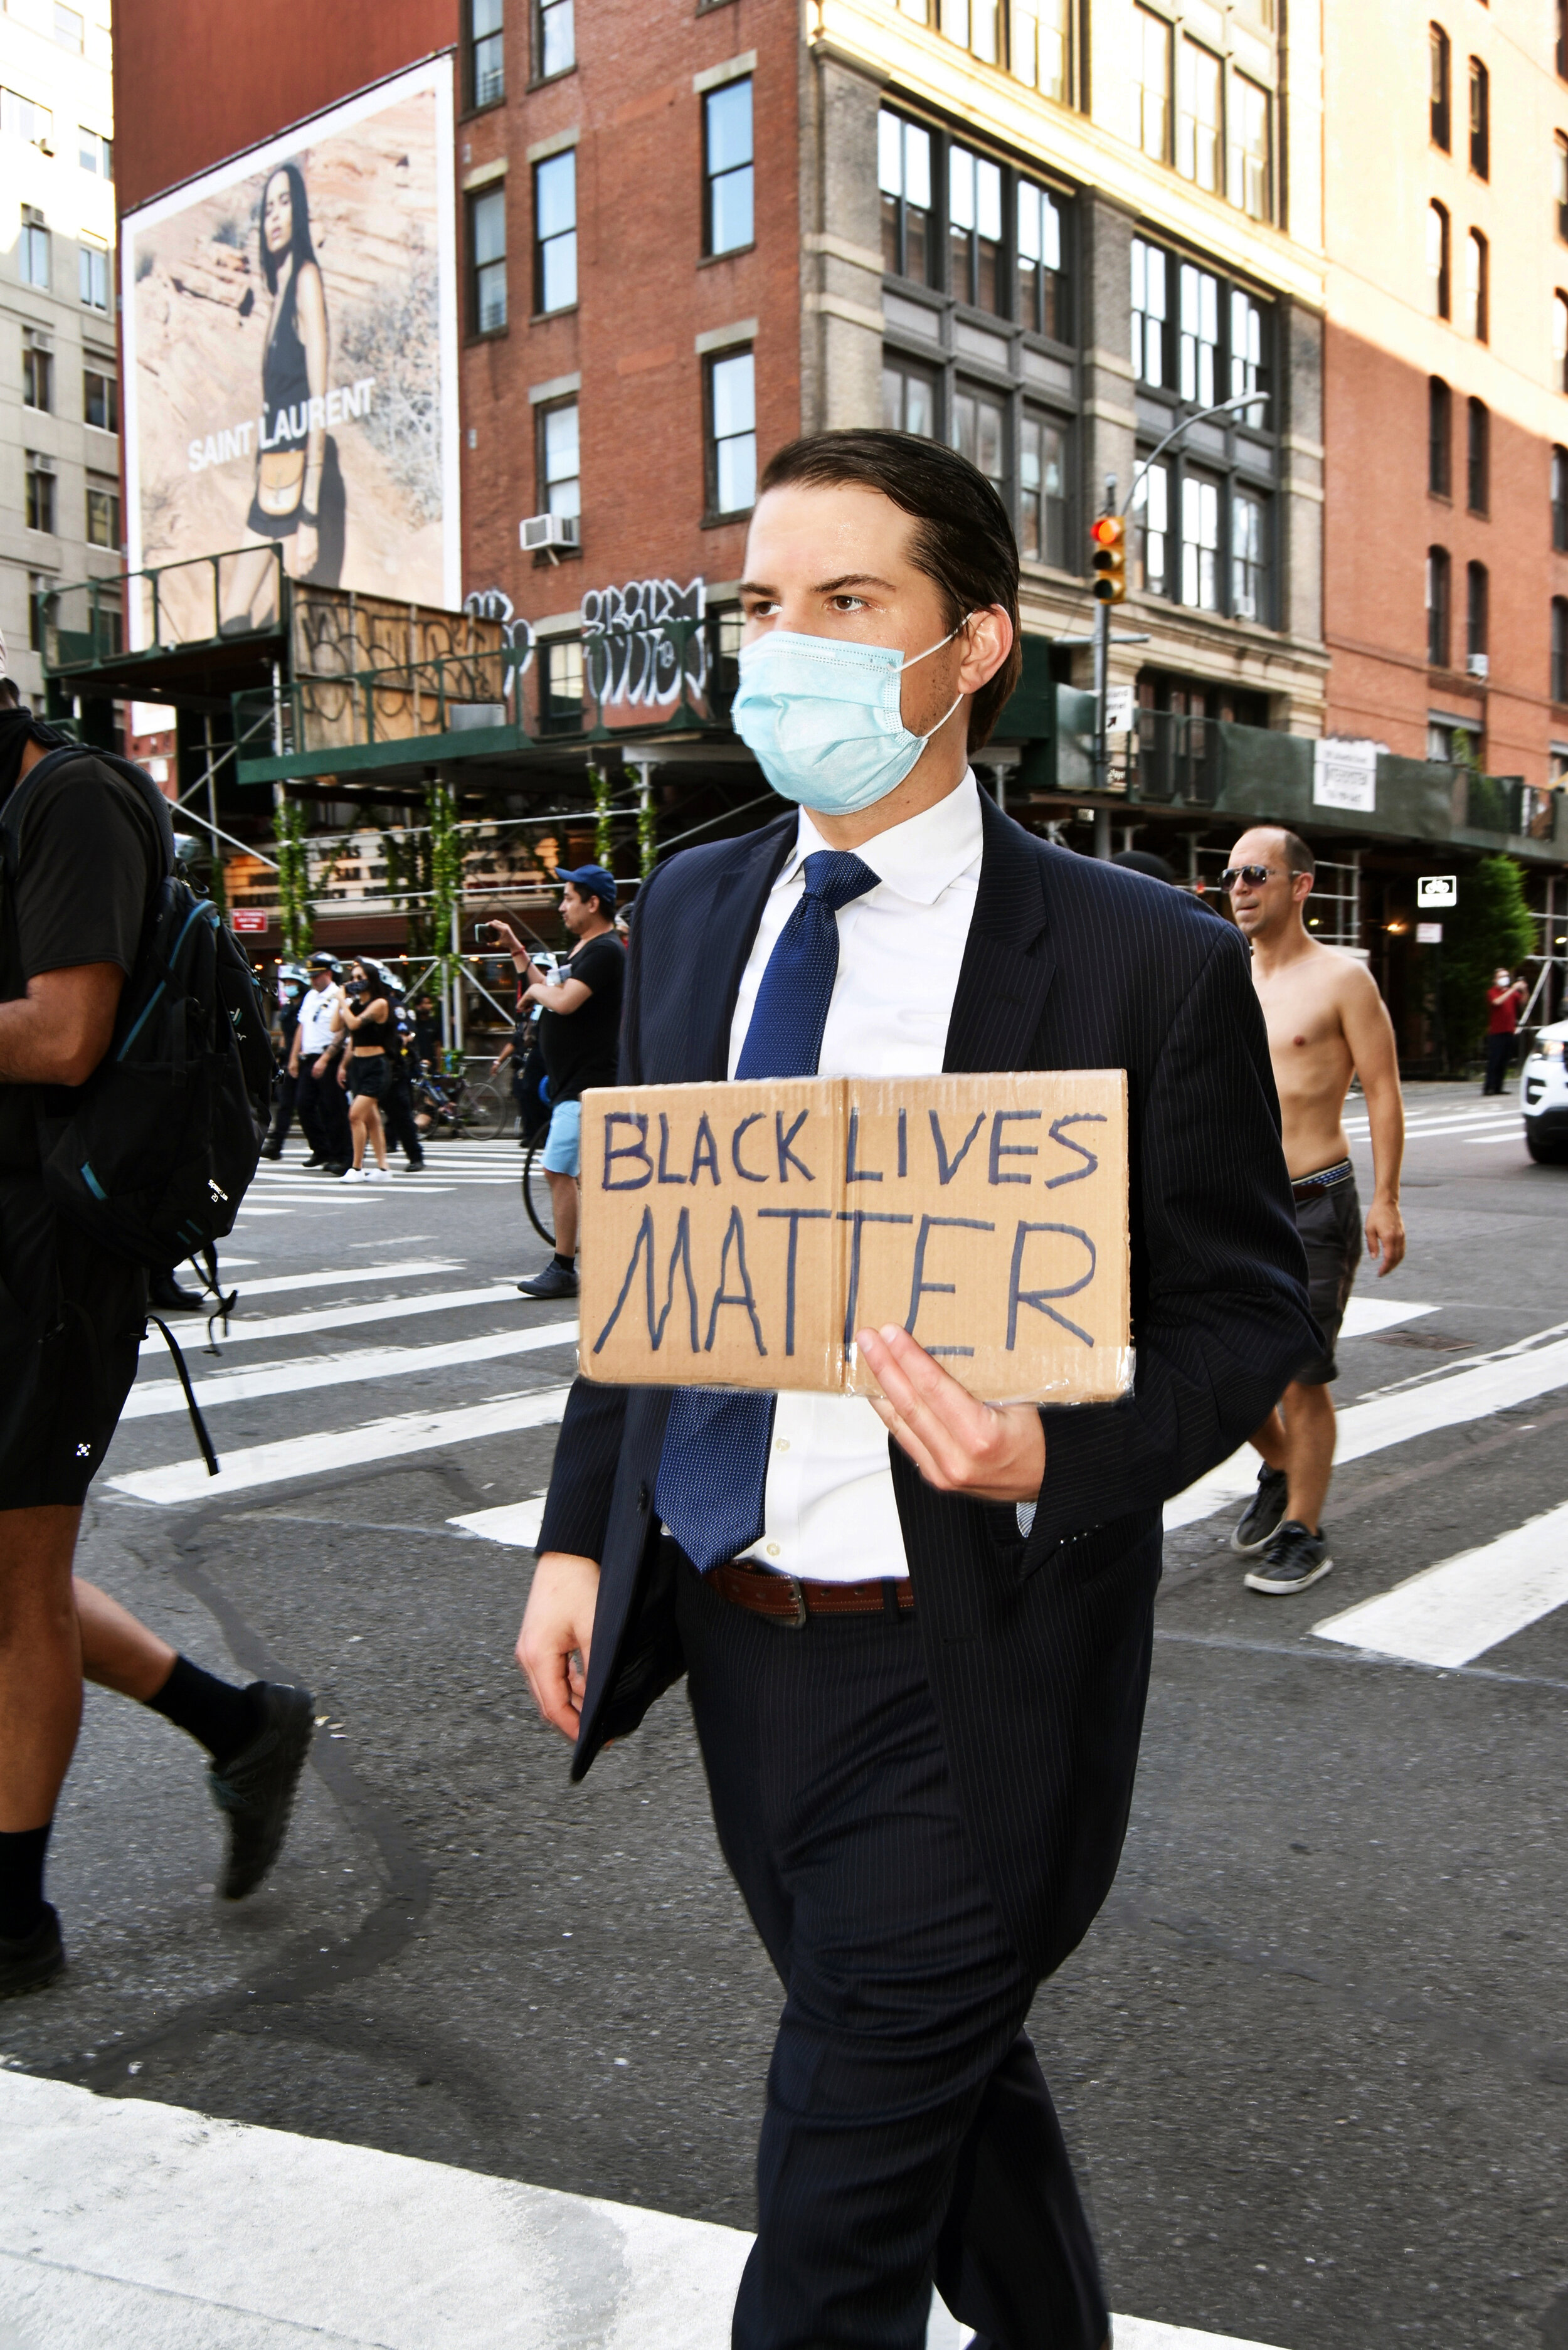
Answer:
[
  {"xmin": 220, "ymin": 160, "xmax": 331, "ymax": 629},
  {"xmin": 332, "ymin": 961, "xmax": 393, "ymax": 1182}
]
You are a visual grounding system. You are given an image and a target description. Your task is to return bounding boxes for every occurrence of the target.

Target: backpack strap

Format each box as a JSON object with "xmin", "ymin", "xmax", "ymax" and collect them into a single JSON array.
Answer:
[{"xmin": 3, "ymin": 743, "xmax": 175, "ymax": 882}]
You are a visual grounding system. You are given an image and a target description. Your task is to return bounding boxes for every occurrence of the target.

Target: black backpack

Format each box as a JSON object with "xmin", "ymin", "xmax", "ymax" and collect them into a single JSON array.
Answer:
[{"xmin": 1, "ymin": 744, "xmax": 274, "ymax": 1271}]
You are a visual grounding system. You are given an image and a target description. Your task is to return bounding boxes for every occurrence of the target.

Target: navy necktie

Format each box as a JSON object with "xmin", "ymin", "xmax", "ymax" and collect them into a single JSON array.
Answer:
[{"xmin": 655, "ymin": 849, "xmax": 881, "ymax": 1574}]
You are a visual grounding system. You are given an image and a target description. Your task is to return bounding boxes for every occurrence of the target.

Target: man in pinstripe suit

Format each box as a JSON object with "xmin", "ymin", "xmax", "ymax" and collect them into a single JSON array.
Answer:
[{"xmin": 518, "ymin": 433, "xmax": 1315, "ymax": 2350}]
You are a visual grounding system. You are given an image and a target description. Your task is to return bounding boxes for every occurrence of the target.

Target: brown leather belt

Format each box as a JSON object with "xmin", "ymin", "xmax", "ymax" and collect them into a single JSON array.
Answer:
[
  {"xmin": 1291, "ymin": 1156, "xmax": 1353, "ymax": 1205},
  {"xmin": 710, "ymin": 1555, "xmax": 914, "ymax": 1628}
]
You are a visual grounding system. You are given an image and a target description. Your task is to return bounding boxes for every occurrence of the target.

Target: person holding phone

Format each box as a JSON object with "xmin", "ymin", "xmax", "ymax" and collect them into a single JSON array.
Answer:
[
  {"xmin": 487, "ymin": 867, "xmax": 623, "ymax": 1299},
  {"xmin": 331, "ymin": 961, "xmax": 394, "ymax": 1182}
]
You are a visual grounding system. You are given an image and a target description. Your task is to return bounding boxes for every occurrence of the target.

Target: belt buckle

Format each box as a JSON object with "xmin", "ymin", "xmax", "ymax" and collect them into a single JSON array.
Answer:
[{"xmin": 780, "ymin": 1574, "xmax": 808, "ymax": 1630}]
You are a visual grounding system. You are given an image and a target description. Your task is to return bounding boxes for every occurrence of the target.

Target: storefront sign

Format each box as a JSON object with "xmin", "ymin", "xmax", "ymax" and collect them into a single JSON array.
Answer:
[
  {"xmin": 1313, "ymin": 738, "xmax": 1379, "ymax": 813},
  {"xmin": 1416, "ymin": 921, "xmax": 1444, "ymax": 945}
]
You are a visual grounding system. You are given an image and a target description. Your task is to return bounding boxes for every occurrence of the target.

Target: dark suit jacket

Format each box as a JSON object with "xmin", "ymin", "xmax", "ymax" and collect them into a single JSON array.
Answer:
[{"xmin": 537, "ymin": 791, "xmax": 1315, "ymax": 1974}]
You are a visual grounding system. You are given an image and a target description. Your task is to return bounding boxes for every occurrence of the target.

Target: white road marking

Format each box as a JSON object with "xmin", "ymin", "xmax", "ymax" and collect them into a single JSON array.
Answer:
[
  {"xmin": 214, "ymin": 1259, "xmax": 460, "ymax": 1302},
  {"xmin": 1312, "ymin": 1498, "xmax": 1568, "ymax": 1666},
  {"xmin": 450, "ymin": 1493, "xmax": 549, "ymax": 1546},
  {"xmin": 122, "ymin": 1323, "xmax": 580, "ymax": 1421},
  {"xmin": 0, "ymin": 2073, "xmax": 1287, "ymax": 2350},
  {"xmin": 108, "ymin": 1385, "xmax": 576, "ymax": 1505},
  {"xmin": 231, "ymin": 1206, "xmax": 292, "ymax": 1217},
  {"xmin": 176, "ymin": 1284, "xmax": 553, "ymax": 1350},
  {"xmin": 1336, "ymin": 1298, "xmax": 1435, "ymax": 1339},
  {"xmin": 1167, "ymin": 1333, "xmax": 1568, "ymax": 1529}
]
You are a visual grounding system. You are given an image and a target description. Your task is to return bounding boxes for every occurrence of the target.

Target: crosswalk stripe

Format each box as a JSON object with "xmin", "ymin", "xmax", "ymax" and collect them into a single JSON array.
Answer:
[
  {"xmin": 0, "ymin": 2073, "xmax": 1289, "ymax": 2350},
  {"xmin": 122, "ymin": 1323, "xmax": 580, "ymax": 1421},
  {"xmin": 209, "ymin": 1259, "xmax": 460, "ymax": 1302},
  {"xmin": 107, "ymin": 1384, "xmax": 576, "ymax": 1505},
  {"xmin": 1312, "ymin": 1498, "xmax": 1568, "ymax": 1666},
  {"xmin": 450, "ymin": 1493, "xmax": 549, "ymax": 1546},
  {"xmin": 1167, "ymin": 1332, "xmax": 1568, "ymax": 1529},
  {"xmin": 1337, "ymin": 1298, "xmax": 1434, "ymax": 1339},
  {"xmin": 185, "ymin": 1284, "xmax": 551, "ymax": 1349}
]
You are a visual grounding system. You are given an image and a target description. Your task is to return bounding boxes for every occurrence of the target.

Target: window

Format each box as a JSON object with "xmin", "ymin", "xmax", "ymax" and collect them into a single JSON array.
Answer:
[
  {"xmin": 1557, "ymin": 292, "xmax": 1568, "ymax": 391},
  {"xmin": 1558, "ymin": 134, "xmax": 1568, "ymax": 239},
  {"xmin": 1466, "ymin": 560, "xmax": 1488, "ymax": 659},
  {"xmin": 21, "ymin": 214, "xmax": 49, "ymax": 290},
  {"xmin": 1427, "ymin": 545, "xmax": 1452, "ymax": 667},
  {"xmin": 950, "ymin": 383, "xmax": 1005, "ymax": 493},
  {"xmin": 78, "ymin": 127, "xmax": 112, "ymax": 177},
  {"xmin": 79, "ymin": 234, "xmax": 109, "ymax": 311},
  {"xmin": 538, "ymin": 398, "xmax": 579, "ymax": 519},
  {"xmin": 938, "ymin": 0, "xmax": 1000, "ymax": 65},
  {"xmin": 1, "ymin": 90, "xmax": 53, "ymax": 145},
  {"xmin": 84, "ymin": 365, "xmax": 117, "ymax": 431},
  {"xmin": 25, "ymin": 460, "xmax": 54, "ymax": 534},
  {"xmin": 1131, "ymin": 236, "xmax": 1169, "ymax": 388},
  {"xmin": 1019, "ymin": 412, "xmax": 1067, "ymax": 566},
  {"xmin": 86, "ymin": 477, "xmax": 121, "ymax": 549},
  {"xmin": 1465, "ymin": 228, "xmax": 1488, "ymax": 340},
  {"xmin": 1232, "ymin": 487, "xmax": 1268, "ymax": 621},
  {"xmin": 534, "ymin": 151, "xmax": 576, "ymax": 313},
  {"xmin": 1429, "ymin": 376, "xmax": 1452, "ymax": 495},
  {"xmin": 703, "ymin": 78, "xmax": 753, "ymax": 257},
  {"xmin": 543, "ymin": 637, "xmax": 584, "ymax": 726},
  {"xmin": 22, "ymin": 345, "xmax": 50, "ymax": 411},
  {"xmin": 878, "ymin": 112, "xmax": 933, "ymax": 283},
  {"xmin": 53, "ymin": 3, "xmax": 82, "ymax": 52},
  {"xmin": 1553, "ymin": 598, "xmax": 1568, "ymax": 702},
  {"xmin": 948, "ymin": 143, "xmax": 1003, "ymax": 312},
  {"xmin": 1229, "ymin": 77, "xmax": 1271, "ymax": 220},
  {"xmin": 1467, "ymin": 396, "xmax": 1489, "ymax": 512},
  {"xmin": 469, "ymin": 184, "xmax": 507, "ymax": 332},
  {"xmin": 1132, "ymin": 460, "xmax": 1171, "ymax": 598},
  {"xmin": 1010, "ymin": 0, "xmax": 1071, "ymax": 103},
  {"xmin": 882, "ymin": 352, "xmax": 939, "ymax": 437},
  {"xmin": 535, "ymin": 0, "xmax": 573, "ymax": 79},
  {"xmin": 1016, "ymin": 181, "xmax": 1066, "ymax": 339},
  {"xmin": 468, "ymin": 0, "xmax": 504, "ymax": 107},
  {"xmin": 1554, "ymin": 445, "xmax": 1568, "ymax": 548},
  {"xmin": 706, "ymin": 347, "xmax": 756, "ymax": 516},
  {"xmin": 1230, "ymin": 289, "xmax": 1266, "ymax": 420},
  {"xmin": 1135, "ymin": 7, "xmax": 1171, "ymax": 162},
  {"xmin": 1431, "ymin": 23, "xmax": 1451, "ymax": 147},
  {"xmin": 1428, "ymin": 201, "xmax": 1451, "ymax": 319},
  {"xmin": 1181, "ymin": 473, "xmax": 1221, "ymax": 610},
  {"xmin": 1468, "ymin": 58, "xmax": 1489, "ymax": 177},
  {"xmin": 1177, "ymin": 41, "xmax": 1221, "ymax": 193},
  {"xmin": 1179, "ymin": 261, "xmax": 1219, "ymax": 406}
]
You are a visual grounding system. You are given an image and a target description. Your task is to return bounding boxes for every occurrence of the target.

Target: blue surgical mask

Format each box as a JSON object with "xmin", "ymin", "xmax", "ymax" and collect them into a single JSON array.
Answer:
[{"xmin": 732, "ymin": 621, "xmax": 973, "ymax": 816}]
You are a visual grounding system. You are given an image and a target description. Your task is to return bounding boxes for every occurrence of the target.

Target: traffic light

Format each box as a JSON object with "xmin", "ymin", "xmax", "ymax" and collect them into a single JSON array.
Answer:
[{"xmin": 1090, "ymin": 514, "xmax": 1126, "ymax": 605}]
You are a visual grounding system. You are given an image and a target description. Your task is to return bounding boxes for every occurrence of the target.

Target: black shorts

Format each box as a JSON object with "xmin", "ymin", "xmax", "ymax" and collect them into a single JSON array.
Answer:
[
  {"xmin": 347, "ymin": 1054, "xmax": 389, "ymax": 1102},
  {"xmin": 0, "ymin": 1177, "xmax": 146, "ymax": 1509},
  {"xmin": 1293, "ymin": 1176, "xmax": 1362, "ymax": 1385}
]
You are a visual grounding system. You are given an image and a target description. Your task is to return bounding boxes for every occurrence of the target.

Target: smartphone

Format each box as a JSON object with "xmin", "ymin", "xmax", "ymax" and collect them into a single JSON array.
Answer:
[{"xmin": 473, "ymin": 921, "xmax": 497, "ymax": 944}]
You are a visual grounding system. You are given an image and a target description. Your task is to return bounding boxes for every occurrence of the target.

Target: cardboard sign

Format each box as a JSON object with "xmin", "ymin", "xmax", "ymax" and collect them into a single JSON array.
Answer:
[{"xmin": 578, "ymin": 1072, "xmax": 1131, "ymax": 1405}]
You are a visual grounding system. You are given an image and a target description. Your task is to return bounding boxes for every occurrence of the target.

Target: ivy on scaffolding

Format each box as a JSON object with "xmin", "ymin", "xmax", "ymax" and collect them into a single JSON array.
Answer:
[
  {"xmin": 428, "ymin": 778, "xmax": 462, "ymax": 1003},
  {"xmin": 275, "ymin": 796, "xmax": 314, "ymax": 960}
]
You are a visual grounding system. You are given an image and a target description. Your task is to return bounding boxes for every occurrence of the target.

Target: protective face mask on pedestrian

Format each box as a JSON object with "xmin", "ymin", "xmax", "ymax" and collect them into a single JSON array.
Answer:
[{"xmin": 732, "ymin": 618, "xmax": 977, "ymax": 816}]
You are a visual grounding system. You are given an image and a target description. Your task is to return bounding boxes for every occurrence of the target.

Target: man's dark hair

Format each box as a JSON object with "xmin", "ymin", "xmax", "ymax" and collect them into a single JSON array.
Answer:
[
  {"xmin": 756, "ymin": 430, "xmax": 1024, "ymax": 749},
  {"xmin": 258, "ymin": 161, "xmax": 318, "ymax": 296},
  {"xmin": 1112, "ymin": 847, "xmax": 1177, "ymax": 884},
  {"xmin": 1276, "ymin": 828, "xmax": 1316, "ymax": 879}
]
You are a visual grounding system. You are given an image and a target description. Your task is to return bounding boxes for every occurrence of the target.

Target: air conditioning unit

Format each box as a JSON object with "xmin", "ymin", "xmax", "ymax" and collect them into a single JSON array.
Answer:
[
  {"xmin": 1467, "ymin": 652, "xmax": 1490, "ymax": 680},
  {"xmin": 520, "ymin": 512, "xmax": 580, "ymax": 553}
]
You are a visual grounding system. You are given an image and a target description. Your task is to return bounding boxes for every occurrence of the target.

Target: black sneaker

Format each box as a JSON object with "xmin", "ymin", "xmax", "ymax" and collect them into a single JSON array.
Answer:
[
  {"xmin": 0, "ymin": 1903, "xmax": 65, "ymax": 2001},
  {"xmin": 403, "ymin": 1155, "xmax": 426, "ymax": 1171},
  {"xmin": 301, "ymin": 1153, "xmax": 326, "ymax": 1168},
  {"xmin": 208, "ymin": 1683, "xmax": 316, "ymax": 1900},
  {"xmin": 258, "ymin": 1143, "xmax": 283, "ymax": 1161},
  {"xmin": 1244, "ymin": 1520, "xmax": 1333, "ymax": 1597},
  {"xmin": 320, "ymin": 1160, "xmax": 350, "ymax": 1179},
  {"xmin": 1230, "ymin": 1464, "xmax": 1288, "ymax": 1555},
  {"xmin": 517, "ymin": 1261, "xmax": 578, "ymax": 1299}
]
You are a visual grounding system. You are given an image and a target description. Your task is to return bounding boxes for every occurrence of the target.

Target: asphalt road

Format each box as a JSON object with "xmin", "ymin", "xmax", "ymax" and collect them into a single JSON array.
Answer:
[{"xmin": 3, "ymin": 1082, "xmax": 1565, "ymax": 2350}]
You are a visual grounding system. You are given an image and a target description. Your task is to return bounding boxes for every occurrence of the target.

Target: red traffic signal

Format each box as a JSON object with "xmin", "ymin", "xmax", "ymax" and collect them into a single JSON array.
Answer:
[{"xmin": 1091, "ymin": 514, "xmax": 1126, "ymax": 605}]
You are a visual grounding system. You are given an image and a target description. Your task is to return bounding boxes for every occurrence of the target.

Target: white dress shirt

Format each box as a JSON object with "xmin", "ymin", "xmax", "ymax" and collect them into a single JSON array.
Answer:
[
  {"xmin": 725, "ymin": 773, "xmax": 984, "ymax": 1582},
  {"xmin": 296, "ymin": 986, "xmax": 341, "ymax": 1054}
]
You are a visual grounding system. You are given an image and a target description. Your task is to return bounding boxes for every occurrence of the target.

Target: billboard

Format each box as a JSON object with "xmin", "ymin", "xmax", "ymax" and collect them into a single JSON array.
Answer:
[{"xmin": 122, "ymin": 58, "xmax": 460, "ymax": 643}]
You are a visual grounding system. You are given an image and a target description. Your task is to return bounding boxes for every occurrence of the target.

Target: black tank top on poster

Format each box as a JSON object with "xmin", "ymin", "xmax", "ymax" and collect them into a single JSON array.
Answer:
[{"xmin": 262, "ymin": 269, "xmax": 312, "ymax": 447}]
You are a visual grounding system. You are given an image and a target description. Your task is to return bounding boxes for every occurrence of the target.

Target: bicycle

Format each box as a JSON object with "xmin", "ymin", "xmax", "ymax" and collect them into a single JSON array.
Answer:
[{"xmin": 521, "ymin": 1136, "xmax": 556, "ymax": 1249}]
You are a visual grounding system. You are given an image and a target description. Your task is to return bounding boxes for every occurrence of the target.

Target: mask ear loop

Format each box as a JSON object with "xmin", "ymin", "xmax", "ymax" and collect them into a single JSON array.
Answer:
[{"xmin": 905, "ymin": 611, "xmax": 985, "ymax": 743}]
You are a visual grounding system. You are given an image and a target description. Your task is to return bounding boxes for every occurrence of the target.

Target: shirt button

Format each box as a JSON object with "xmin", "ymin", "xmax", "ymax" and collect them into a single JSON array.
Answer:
[
  {"xmin": 766, "ymin": 1542, "xmax": 780, "ymax": 1558},
  {"xmin": 775, "ymin": 1437, "xmax": 789, "ymax": 1451}
]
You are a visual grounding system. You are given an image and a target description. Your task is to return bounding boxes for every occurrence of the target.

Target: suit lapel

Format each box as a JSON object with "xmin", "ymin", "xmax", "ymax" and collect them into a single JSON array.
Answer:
[
  {"xmin": 686, "ymin": 813, "xmax": 795, "ymax": 1081},
  {"xmin": 943, "ymin": 790, "xmax": 1057, "ymax": 1073}
]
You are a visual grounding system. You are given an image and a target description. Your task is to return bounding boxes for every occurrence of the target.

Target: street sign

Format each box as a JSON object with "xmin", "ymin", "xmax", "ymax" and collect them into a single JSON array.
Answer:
[
  {"xmin": 1417, "ymin": 876, "xmax": 1458, "ymax": 909},
  {"xmin": 1104, "ymin": 683, "xmax": 1136, "ymax": 734},
  {"xmin": 231, "ymin": 909, "xmax": 267, "ymax": 933},
  {"xmin": 1416, "ymin": 921, "xmax": 1444, "ymax": 944}
]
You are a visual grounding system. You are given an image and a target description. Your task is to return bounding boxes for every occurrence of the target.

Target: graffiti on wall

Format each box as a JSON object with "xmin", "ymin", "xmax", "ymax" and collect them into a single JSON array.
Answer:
[
  {"xmin": 463, "ymin": 587, "xmax": 535, "ymax": 703},
  {"xmin": 581, "ymin": 577, "xmax": 706, "ymax": 709}
]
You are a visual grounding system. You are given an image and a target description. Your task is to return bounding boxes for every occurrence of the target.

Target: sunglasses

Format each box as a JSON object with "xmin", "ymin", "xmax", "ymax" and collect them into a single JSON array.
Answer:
[{"xmin": 1218, "ymin": 864, "xmax": 1283, "ymax": 892}]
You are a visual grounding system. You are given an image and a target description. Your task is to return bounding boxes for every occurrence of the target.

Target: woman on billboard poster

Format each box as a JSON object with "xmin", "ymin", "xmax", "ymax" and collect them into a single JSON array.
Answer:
[{"xmin": 222, "ymin": 161, "xmax": 345, "ymax": 627}]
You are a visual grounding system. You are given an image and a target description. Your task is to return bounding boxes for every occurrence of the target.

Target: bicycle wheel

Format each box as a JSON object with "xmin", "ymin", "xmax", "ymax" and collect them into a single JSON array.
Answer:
[{"xmin": 522, "ymin": 1140, "xmax": 556, "ymax": 1249}]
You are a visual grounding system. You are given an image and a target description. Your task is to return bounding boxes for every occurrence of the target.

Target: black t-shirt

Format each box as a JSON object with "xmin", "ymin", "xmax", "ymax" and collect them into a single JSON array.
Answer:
[
  {"xmin": 539, "ymin": 930, "xmax": 625, "ymax": 1104},
  {"xmin": 1, "ymin": 755, "xmax": 161, "ymax": 1170}
]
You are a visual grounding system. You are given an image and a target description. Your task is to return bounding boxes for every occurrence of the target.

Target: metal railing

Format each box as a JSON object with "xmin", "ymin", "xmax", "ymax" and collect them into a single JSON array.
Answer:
[{"xmin": 39, "ymin": 545, "xmax": 287, "ymax": 673}]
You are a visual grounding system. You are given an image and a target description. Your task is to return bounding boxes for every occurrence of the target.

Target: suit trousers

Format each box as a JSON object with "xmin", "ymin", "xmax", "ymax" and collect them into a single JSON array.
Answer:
[
  {"xmin": 674, "ymin": 1550, "xmax": 1108, "ymax": 2350},
  {"xmin": 295, "ymin": 1062, "xmax": 352, "ymax": 1165}
]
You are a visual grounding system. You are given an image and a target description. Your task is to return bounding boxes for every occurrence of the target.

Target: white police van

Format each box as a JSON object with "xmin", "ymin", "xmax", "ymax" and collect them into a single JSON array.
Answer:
[{"xmin": 1520, "ymin": 1017, "xmax": 1568, "ymax": 1164}]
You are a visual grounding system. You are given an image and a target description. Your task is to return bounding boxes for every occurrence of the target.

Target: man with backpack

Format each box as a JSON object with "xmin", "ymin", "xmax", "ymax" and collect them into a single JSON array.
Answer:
[{"xmin": 0, "ymin": 672, "xmax": 314, "ymax": 1999}]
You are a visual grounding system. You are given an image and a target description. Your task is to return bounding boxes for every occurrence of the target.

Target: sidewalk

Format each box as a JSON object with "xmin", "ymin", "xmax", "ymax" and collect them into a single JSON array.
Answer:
[{"xmin": 0, "ymin": 2072, "xmax": 1285, "ymax": 2350}]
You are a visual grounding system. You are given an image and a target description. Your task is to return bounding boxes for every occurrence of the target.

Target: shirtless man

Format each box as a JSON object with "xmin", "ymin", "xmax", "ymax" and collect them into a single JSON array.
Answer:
[{"xmin": 1224, "ymin": 827, "xmax": 1406, "ymax": 1594}]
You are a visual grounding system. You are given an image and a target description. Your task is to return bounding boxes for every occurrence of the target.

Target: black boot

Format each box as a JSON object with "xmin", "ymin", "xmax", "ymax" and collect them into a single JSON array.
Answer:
[{"xmin": 149, "ymin": 1269, "xmax": 206, "ymax": 1313}]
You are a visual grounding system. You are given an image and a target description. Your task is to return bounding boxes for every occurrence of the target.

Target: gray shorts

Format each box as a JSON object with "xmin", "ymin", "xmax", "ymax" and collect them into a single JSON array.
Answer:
[{"xmin": 1293, "ymin": 1174, "xmax": 1362, "ymax": 1385}]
